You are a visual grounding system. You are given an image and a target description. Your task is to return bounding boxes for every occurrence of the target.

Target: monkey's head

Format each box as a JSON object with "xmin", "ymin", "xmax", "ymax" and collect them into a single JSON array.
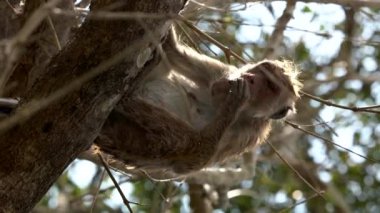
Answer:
[
  {"xmin": 242, "ymin": 60, "xmax": 302, "ymax": 119},
  {"xmin": 212, "ymin": 60, "xmax": 302, "ymax": 120}
]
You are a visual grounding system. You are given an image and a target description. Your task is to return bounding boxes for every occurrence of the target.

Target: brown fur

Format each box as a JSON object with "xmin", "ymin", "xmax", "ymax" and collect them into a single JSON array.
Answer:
[{"xmin": 96, "ymin": 28, "xmax": 302, "ymax": 176}]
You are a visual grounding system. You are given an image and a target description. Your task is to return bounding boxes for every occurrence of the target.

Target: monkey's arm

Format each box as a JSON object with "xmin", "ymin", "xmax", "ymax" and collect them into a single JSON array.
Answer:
[
  {"xmin": 162, "ymin": 28, "xmax": 236, "ymax": 88},
  {"xmin": 98, "ymin": 79, "xmax": 247, "ymax": 174}
]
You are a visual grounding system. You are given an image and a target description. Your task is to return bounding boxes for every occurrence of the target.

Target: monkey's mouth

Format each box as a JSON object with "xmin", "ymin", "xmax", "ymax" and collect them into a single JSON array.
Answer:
[{"xmin": 270, "ymin": 106, "xmax": 292, "ymax": 120}]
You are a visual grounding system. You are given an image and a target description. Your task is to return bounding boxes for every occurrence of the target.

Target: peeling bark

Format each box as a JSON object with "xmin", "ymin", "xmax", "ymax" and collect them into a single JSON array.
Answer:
[{"xmin": 6, "ymin": 0, "xmax": 76, "ymax": 96}]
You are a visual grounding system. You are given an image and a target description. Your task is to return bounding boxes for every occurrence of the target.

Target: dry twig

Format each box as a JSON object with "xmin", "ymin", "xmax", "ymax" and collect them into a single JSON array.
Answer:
[
  {"xmin": 266, "ymin": 140, "xmax": 326, "ymax": 200},
  {"xmin": 302, "ymin": 91, "xmax": 380, "ymax": 114},
  {"xmin": 97, "ymin": 153, "xmax": 134, "ymax": 213}
]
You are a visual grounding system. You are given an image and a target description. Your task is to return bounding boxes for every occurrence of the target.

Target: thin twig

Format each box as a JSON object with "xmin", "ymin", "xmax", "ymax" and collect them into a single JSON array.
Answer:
[
  {"xmin": 285, "ymin": 120, "xmax": 377, "ymax": 163},
  {"xmin": 210, "ymin": 22, "xmax": 255, "ymax": 61},
  {"xmin": 175, "ymin": 23, "xmax": 201, "ymax": 52},
  {"xmin": 196, "ymin": 18, "xmax": 331, "ymax": 38},
  {"xmin": 301, "ymin": 91, "xmax": 380, "ymax": 114},
  {"xmin": 189, "ymin": 0, "xmax": 248, "ymax": 12},
  {"xmin": 97, "ymin": 153, "xmax": 134, "ymax": 213},
  {"xmin": 46, "ymin": 15, "xmax": 62, "ymax": 50},
  {"xmin": 266, "ymin": 140, "xmax": 326, "ymax": 200},
  {"xmin": 279, "ymin": 191, "xmax": 324, "ymax": 213},
  {"xmin": 179, "ymin": 15, "xmax": 247, "ymax": 64},
  {"xmin": 90, "ymin": 169, "xmax": 105, "ymax": 213},
  {"xmin": 314, "ymin": 116, "xmax": 338, "ymax": 137}
]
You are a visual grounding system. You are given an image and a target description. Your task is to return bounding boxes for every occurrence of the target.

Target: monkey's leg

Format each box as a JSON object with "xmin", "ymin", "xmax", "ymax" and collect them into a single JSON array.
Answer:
[{"xmin": 97, "ymin": 98, "xmax": 205, "ymax": 172}]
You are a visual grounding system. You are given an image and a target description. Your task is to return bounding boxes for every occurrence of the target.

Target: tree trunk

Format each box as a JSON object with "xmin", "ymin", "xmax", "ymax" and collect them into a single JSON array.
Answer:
[{"xmin": 0, "ymin": 0, "xmax": 185, "ymax": 212}]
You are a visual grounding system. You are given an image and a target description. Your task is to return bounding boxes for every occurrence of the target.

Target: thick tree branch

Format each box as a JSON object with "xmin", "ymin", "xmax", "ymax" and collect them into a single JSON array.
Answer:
[
  {"xmin": 263, "ymin": 0, "xmax": 296, "ymax": 59},
  {"xmin": 0, "ymin": 0, "xmax": 185, "ymax": 212}
]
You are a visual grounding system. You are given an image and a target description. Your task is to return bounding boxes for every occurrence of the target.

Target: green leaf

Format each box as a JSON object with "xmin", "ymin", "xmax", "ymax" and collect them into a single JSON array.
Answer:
[
  {"xmin": 302, "ymin": 6, "xmax": 312, "ymax": 13},
  {"xmin": 295, "ymin": 42, "xmax": 310, "ymax": 61}
]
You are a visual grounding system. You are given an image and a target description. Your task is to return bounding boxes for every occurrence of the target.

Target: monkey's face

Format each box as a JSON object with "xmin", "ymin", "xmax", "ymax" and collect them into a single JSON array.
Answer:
[
  {"xmin": 242, "ymin": 61, "xmax": 299, "ymax": 120},
  {"xmin": 210, "ymin": 74, "xmax": 295, "ymax": 120},
  {"xmin": 211, "ymin": 60, "xmax": 300, "ymax": 120}
]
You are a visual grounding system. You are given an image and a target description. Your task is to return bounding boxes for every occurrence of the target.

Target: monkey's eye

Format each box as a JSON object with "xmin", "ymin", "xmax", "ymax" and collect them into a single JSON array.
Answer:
[
  {"xmin": 266, "ymin": 79, "xmax": 279, "ymax": 92},
  {"xmin": 270, "ymin": 107, "xmax": 291, "ymax": 119}
]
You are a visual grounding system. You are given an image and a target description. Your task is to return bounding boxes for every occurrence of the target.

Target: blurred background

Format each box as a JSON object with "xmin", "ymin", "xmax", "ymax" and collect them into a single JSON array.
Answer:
[{"xmin": 27, "ymin": 0, "xmax": 380, "ymax": 212}]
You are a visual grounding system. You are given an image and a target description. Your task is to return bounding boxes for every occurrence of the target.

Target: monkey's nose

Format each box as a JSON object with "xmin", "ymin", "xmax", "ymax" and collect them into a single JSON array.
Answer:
[{"xmin": 242, "ymin": 73, "xmax": 255, "ymax": 85}]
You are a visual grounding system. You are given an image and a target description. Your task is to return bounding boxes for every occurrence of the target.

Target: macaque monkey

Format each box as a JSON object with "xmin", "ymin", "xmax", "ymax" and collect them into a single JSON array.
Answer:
[
  {"xmin": 96, "ymin": 28, "xmax": 302, "ymax": 175},
  {"xmin": 0, "ymin": 28, "xmax": 301, "ymax": 176},
  {"xmin": 0, "ymin": 28, "xmax": 301, "ymax": 177}
]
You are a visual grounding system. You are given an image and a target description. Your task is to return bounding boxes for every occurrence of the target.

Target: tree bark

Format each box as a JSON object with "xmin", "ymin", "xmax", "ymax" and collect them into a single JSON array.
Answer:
[
  {"xmin": 0, "ymin": 0, "xmax": 185, "ymax": 212},
  {"xmin": 5, "ymin": 0, "xmax": 76, "ymax": 97},
  {"xmin": 0, "ymin": 1, "xmax": 20, "ymax": 40}
]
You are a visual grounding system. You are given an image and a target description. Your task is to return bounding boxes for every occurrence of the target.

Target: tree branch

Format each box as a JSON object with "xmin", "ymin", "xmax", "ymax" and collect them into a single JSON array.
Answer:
[
  {"xmin": 0, "ymin": 0, "xmax": 185, "ymax": 212},
  {"xmin": 263, "ymin": 0, "xmax": 296, "ymax": 59}
]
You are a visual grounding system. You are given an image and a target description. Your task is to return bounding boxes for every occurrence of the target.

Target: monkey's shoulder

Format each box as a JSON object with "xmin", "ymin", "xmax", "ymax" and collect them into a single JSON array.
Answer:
[{"xmin": 136, "ymin": 72, "xmax": 199, "ymax": 122}]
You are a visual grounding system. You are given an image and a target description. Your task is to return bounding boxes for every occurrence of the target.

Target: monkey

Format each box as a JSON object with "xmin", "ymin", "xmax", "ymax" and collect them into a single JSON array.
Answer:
[
  {"xmin": 0, "ymin": 28, "xmax": 302, "ymax": 177},
  {"xmin": 95, "ymin": 28, "xmax": 303, "ymax": 176}
]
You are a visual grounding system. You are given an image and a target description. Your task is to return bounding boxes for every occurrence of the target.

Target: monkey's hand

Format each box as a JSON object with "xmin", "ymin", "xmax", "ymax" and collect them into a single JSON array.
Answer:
[
  {"xmin": 210, "ymin": 77, "xmax": 251, "ymax": 107},
  {"xmin": 224, "ymin": 78, "xmax": 249, "ymax": 112},
  {"xmin": 210, "ymin": 78, "xmax": 229, "ymax": 107},
  {"xmin": 202, "ymin": 78, "xmax": 248, "ymax": 142}
]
